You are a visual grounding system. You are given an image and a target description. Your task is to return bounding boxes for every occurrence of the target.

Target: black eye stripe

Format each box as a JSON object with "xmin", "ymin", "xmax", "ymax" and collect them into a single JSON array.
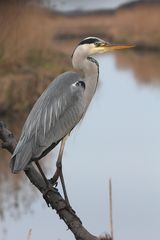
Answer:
[{"xmin": 78, "ymin": 38, "xmax": 100, "ymax": 45}]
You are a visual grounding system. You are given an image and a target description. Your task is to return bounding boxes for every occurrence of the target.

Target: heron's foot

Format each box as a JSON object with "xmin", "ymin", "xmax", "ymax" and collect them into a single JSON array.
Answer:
[
  {"xmin": 43, "ymin": 186, "xmax": 59, "ymax": 207},
  {"xmin": 48, "ymin": 177, "xmax": 58, "ymax": 187}
]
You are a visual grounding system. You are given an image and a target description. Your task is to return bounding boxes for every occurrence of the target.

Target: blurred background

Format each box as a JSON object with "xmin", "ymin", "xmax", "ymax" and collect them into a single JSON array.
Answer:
[{"xmin": 0, "ymin": 0, "xmax": 160, "ymax": 239}]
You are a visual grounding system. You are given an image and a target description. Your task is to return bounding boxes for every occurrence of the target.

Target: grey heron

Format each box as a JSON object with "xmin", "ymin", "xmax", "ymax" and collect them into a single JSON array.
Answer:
[{"xmin": 10, "ymin": 37, "xmax": 134, "ymax": 203}]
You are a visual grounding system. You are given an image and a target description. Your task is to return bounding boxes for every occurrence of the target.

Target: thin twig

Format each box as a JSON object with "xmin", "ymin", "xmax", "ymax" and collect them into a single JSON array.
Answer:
[
  {"xmin": 27, "ymin": 229, "xmax": 32, "ymax": 240},
  {"xmin": 109, "ymin": 179, "xmax": 114, "ymax": 240}
]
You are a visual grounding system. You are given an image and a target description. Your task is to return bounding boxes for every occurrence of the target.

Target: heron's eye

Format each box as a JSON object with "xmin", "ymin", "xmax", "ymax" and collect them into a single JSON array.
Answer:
[
  {"xmin": 72, "ymin": 81, "xmax": 85, "ymax": 89},
  {"xmin": 94, "ymin": 42, "xmax": 101, "ymax": 47},
  {"xmin": 76, "ymin": 81, "xmax": 85, "ymax": 89}
]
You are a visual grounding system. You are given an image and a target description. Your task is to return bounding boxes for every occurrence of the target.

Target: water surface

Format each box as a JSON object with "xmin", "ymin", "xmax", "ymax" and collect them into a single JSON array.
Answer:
[{"xmin": 42, "ymin": 0, "xmax": 139, "ymax": 12}]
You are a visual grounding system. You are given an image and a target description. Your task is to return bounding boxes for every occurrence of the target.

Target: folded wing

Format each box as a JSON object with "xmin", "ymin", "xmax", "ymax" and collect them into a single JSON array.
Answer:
[{"xmin": 10, "ymin": 72, "xmax": 86, "ymax": 172}]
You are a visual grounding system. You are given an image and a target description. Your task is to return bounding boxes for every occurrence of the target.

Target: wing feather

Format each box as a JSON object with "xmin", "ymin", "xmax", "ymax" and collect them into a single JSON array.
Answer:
[{"xmin": 11, "ymin": 72, "xmax": 86, "ymax": 172}]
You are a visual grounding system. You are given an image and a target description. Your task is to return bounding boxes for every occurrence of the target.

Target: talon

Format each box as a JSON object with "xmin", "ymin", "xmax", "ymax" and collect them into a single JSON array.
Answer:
[{"xmin": 49, "ymin": 178, "xmax": 58, "ymax": 187}]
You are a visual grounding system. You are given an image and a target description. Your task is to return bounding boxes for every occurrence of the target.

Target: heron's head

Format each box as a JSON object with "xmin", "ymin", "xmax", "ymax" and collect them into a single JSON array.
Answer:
[
  {"xmin": 77, "ymin": 36, "xmax": 135, "ymax": 55},
  {"xmin": 72, "ymin": 36, "xmax": 135, "ymax": 70}
]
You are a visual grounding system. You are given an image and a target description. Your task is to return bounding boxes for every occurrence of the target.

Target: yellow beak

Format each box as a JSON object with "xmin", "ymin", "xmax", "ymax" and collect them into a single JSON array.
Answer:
[{"xmin": 96, "ymin": 42, "xmax": 135, "ymax": 53}]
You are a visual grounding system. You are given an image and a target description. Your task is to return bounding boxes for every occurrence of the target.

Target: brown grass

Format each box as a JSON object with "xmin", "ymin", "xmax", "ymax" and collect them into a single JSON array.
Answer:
[
  {"xmin": 0, "ymin": 49, "xmax": 71, "ymax": 114},
  {"xmin": 0, "ymin": 2, "xmax": 159, "ymax": 114},
  {"xmin": 0, "ymin": 2, "xmax": 160, "ymax": 58}
]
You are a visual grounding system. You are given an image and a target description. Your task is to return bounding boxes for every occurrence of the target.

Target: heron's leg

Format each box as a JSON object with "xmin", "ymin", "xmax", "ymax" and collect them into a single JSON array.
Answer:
[
  {"xmin": 50, "ymin": 139, "xmax": 65, "ymax": 185},
  {"xmin": 35, "ymin": 161, "xmax": 59, "ymax": 206},
  {"xmin": 50, "ymin": 136, "xmax": 70, "ymax": 206},
  {"xmin": 35, "ymin": 161, "xmax": 49, "ymax": 187}
]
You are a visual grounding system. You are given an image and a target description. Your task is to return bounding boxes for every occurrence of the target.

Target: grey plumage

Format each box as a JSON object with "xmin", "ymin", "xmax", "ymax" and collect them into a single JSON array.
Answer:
[
  {"xmin": 10, "ymin": 36, "xmax": 134, "ymax": 173},
  {"xmin": 11, "ymin": 72, "xmax": 88, "ymax": 172}
]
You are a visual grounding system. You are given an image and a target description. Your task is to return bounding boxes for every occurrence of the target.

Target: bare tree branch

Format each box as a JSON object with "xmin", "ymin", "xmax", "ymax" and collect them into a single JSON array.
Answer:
[{"xmin": 0, "ymin": 120, "xmax": 111, "ymax": 240}]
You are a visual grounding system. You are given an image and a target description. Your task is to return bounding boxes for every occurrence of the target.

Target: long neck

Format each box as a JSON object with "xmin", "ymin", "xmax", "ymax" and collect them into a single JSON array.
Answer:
[{"xmin": 72, "ymin": 49, "xmax": 99, "ymax": 105}]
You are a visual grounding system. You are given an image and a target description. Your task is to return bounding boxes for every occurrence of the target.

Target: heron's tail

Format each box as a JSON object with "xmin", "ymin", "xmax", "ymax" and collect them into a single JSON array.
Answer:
[
  {"xmin": 10, "ymin": 142, "xmax": 32, "ymax": 173},
  {"xmin": 10, "ymin": 155, "xmax": 18, "ymax": 173}
]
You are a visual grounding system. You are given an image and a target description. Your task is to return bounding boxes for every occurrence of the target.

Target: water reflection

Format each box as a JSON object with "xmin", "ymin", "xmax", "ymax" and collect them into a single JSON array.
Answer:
[
  {"xmin": 42, "ymin": 0, "xmax": 139, "ymax": 12},
  {"xmin": 115, "ymin": 51, "xmax": 160, "ymax": 85},
  {"xmin": 0, "ymin": 115, "xmax": 37, "ymax": 221}
]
